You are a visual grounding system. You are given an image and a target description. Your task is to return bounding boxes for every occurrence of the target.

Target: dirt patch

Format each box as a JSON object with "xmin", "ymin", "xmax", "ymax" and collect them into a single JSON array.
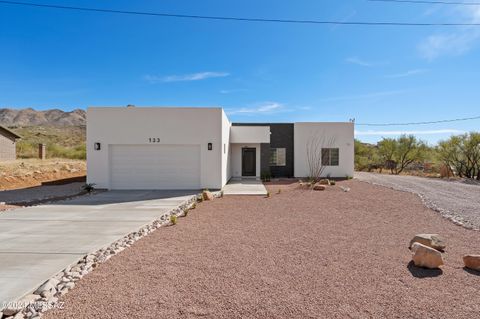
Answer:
[
  {"xmin": 0, "ymin": 159, "xmax": 86, "ymax": 191},
  {"xmin": 45, "ymin": 180, "xmax": 480, "ymax": 319}
]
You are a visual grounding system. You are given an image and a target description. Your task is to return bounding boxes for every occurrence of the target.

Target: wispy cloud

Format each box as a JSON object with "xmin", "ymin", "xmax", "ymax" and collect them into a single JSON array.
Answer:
[
  {"xmin": 226, "ymin": 102, "xmax": 286, "ymax": 115},
  {"xmin": 318, "ymin": 90, "xmax": 407, "ymax": 103},
  {"xmin": 144, "ymin": 71, "xmax": 229, "ymax": 83},
  {"xmin": 220, "ymin": 88, "xmax": 247, "ymax": 94},
  {"xmin": 355, "ymin": 129, "xmax": 463, "ymax": 136},
  {"xmin": 345, "ymin": 57, "xmax": 387, "ymax": 67},
  {"xmin": 419, "ymin": 7, "xmax": 480, "ymax": 60},
  {"xmin": 345, "ymin": 57, "xmax": 375, "ymax": 67},
  {"xmin": 385, "ymin": 69, "xmax": 429, "ymax": 79}
]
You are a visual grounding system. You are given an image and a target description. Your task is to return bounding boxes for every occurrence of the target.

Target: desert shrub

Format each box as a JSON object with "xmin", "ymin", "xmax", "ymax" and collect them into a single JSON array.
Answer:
[
  {"xmin": 277, "ymin": 189, "xmax": 281, "ymax": 194},
  {"xmin": 183, "ymin": 209, "xmax": 189, "ymax": 217},
  {"xmin": 261, "ymin": 172, "xmax": 271, "ymax": 182},
  {"xmin": 266, "ymin": 191, "xmax": 270, "ymax": 198},
  {"xmin": 47, "ymin": 144, "xmax": 86, "ymax": 160},
  {"xmin": 170, "ymin": 215, "xmax": 177, "ymax": 225},
  {"xmin": 330, "ymin": 180, "xmax": 336, "ymax": 186},
  {"xmin": 16, "ymin": 141, "xmax": 86, "ymax": 159},
  {"xmin": 82, "ymin": 183, "xmax": 96, "ymax": 193}
]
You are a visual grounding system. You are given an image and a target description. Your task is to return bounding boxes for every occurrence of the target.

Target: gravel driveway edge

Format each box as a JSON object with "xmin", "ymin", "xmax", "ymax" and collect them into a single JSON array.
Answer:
[{"xmin": 356, "ymin": 177, "xmax": 479, "ymax": 231}]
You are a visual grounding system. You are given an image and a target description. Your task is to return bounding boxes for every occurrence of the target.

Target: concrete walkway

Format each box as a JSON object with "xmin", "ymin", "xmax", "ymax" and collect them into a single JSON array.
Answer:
[
  {"xmin": 0, "ymin": 190, "xmax": 198, "ymax": 307},
  {"xmin": 222, "ymin": 179, "xmax": 267, "ymax": 196}
]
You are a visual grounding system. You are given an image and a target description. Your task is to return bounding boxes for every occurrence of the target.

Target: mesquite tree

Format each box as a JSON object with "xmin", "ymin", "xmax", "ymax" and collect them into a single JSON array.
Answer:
[
  {"xmin": 437, "ymin": 132, "xmax": 480, "ymax": 180},
  {"xmin": 378, "ymin": 135, "xmax": 427, "ymax": 175}
]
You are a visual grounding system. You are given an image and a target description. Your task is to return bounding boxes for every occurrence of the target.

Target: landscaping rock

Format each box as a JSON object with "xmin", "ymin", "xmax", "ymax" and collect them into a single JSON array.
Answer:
[
  {"xmin": 463, "ymin": 255, "xmax": 480, "ymax": 271},
  {"xmin": 409, "ymin": 234, "xmax": 446, "ymax": 251},
  {"xmin": 411, "ymin": 242, "xmax": 444, "ymax": 269},
  {"xmin": 318, "ymin": 179, "xmax": 330, "ymax": 185},
  {"xmin": 34, "ymin": 278, "xmax": 59, "ymax": 295},
  {"xmin": 202, "ymin": 190, "xmax": 214, "ymax": 201},
  {"xmin": 313, "ymin": 184, "xmax": 326, "ymax": 191}
]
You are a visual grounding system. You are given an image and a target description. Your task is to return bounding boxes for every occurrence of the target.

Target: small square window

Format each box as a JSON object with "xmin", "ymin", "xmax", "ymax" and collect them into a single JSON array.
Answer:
[
  {"xmin": 270, "ymin": 148, "xmax": 286, "ymax": 166},
  {"xmin": 321, "ymin": 148, "xmax": 339, "ymax": 166}
]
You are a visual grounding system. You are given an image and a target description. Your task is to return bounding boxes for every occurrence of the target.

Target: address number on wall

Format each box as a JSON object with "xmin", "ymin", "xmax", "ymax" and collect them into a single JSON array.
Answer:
[{"xmin": 148, "ymin": 138, "xmax": 161, "ymax": 143}]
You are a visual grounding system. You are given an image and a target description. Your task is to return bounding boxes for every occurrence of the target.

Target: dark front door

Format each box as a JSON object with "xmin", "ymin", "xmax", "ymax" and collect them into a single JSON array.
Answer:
[{"xmin": 242, "ymin": 148, "xmax": 256, "ymax": 177}]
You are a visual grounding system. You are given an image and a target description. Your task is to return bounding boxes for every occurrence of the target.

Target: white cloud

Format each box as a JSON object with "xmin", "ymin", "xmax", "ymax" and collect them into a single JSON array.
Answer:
[
  {"xmin": 355, "ymin": 129, "xmax": 464, "ymax": 136},
  {"xmin": 419, "ymin": 7, "xmax": 480, "ymax": 60},
  {"xmin": 345, "ymin": 57, "xmax": 387, "ymax": 67},
  {"xmin": 345, "ymin": 57, "xmax": 375, "ymax": 67},
  {"xmin": 385, "ymin": 69, "xmax": 428, "ymax": 78},
  {"xmin": 144, "ymin": 71, "xmax": 229, "ymax": 83},
  {"xmin": 227, "ymin": 102, "xmax": 285, "ymax": 115},
  {"xmin": 220, "ymin": 88, "xmax": 247, "ymax": 94}
]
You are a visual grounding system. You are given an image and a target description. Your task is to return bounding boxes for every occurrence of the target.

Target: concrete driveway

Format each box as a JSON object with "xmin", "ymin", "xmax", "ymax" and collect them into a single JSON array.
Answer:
[{"xmin": 0, "ymin": 190, "xmax": 198, "ymax": 307}]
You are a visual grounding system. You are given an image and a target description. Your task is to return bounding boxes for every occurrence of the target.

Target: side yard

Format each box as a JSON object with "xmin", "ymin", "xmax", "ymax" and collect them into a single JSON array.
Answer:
[
  {"xmin": 0, "ymin": 159, "xmax": 86, "ymax": 191},
  {"xmin": 356, "ymin": 172, "xmax": 480, "ymax": 230},
  {"xmin": 44, "ymin": 180, "xmax": 480, "ymax": 319}
]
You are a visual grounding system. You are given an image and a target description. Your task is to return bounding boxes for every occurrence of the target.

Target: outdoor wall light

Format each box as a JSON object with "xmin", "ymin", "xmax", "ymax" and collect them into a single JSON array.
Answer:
[
  {"xmin": 208, "ymin": 143, "xmax": 213, "ymax": 151},
  {"xmin": 94, "ymin": 142, "xmax": 101, "ymax": 151}
]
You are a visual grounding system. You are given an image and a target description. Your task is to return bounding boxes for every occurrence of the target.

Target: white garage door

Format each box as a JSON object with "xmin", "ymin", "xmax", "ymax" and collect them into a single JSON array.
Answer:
[{"xmin": 110, "ymin": 144, "xmax": 201, "ymax": 190}]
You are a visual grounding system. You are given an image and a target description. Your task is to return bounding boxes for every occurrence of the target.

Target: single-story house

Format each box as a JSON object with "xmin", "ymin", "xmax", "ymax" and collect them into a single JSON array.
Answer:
[
  {"xmin": 0, "ymin": 125, "xmax": 21, "ymax": 161},
  {"xmin": 87, "ymin": 106, "xmax": 354, "ymax": 190}
]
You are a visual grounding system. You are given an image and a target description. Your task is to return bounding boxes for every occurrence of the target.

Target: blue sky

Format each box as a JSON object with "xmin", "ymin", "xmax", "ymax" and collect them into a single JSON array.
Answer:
[{"xmin": 0, "ymin": 0, "xmax": 479, "ymax": 144}]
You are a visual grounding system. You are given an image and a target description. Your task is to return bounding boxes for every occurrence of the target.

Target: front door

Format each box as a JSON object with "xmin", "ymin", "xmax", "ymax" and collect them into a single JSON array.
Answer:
[{"xmin": 242, "ymin": 148, "xmax": 256, "ymax": 177}]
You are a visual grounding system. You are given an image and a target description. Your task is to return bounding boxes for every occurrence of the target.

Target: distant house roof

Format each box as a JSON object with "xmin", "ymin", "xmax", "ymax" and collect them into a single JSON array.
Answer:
[{"xmin": 0, "ymin": 125, "xmax": 21, "ymax": 139}]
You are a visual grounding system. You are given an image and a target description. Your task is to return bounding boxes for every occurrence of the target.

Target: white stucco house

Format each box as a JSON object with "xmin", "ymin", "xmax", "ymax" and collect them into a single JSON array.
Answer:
[{"xmin": 87, "ymin": 106, "xmax": 354, "ymax": 190}]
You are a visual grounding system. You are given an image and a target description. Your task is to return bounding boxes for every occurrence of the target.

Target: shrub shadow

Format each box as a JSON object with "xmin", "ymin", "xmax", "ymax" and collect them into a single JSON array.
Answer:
[
  {"xmin": 407, "ymin": 261, "xmax": 443, "ymax": 278},
  {"xmin": 463, "ymin": 267, "xmax": 480, "ymax": 276}
]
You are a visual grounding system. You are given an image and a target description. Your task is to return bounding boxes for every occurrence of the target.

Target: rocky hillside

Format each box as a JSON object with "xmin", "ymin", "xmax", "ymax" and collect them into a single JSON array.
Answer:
[{"xmin": 0, "ymin": 108, "xmax": 86, "ymax": 127}]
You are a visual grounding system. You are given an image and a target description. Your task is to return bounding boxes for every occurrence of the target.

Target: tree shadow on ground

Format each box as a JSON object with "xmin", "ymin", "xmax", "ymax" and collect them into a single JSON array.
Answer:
[
  {"xmin": 463, "ymin": 267, "xmax": 480, "ymax": 276},
  {"xmin": 407, "ymin": 261, "xmax": 443, "ymax": 278}
]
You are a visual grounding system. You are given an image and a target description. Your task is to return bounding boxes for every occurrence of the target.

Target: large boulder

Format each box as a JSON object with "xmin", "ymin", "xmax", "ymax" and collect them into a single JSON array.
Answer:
[
  {"xmin": 313, "ymin": 184, "xmax": 326, "ymax": 191},
  {"xmin": 409, "ymin": 234, "xmax": 446, "ymax": 252},
  {"xmin": 463, "ymin": 255, "xmax": 480, "ymax": 271},
  {"xmin": 318, "ymin": 179, "xmax": 330, "ymax": 185},
  {"xmin": 411, "ymin": 242, "xmax": 444, "ymax": 269}
]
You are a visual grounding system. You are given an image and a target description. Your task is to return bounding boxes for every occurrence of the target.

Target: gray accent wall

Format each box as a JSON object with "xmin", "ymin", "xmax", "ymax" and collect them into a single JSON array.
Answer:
[{"xmin": 232, "ymin": 123, "xmax": 294, "ymax": 178}]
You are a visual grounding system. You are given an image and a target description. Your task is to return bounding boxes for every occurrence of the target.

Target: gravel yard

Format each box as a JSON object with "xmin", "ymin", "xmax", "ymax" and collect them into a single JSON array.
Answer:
[
  {"xmin": 356, "ymin": 172, "xmax": 480, "ymax": 230},
  {"xmin": 43, "ymin": 180, "xmax": 480, "ymax": 319}
]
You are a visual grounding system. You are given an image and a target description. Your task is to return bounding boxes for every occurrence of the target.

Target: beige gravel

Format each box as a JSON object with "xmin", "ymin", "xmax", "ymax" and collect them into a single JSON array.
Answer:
[{"xmin": 45, "ymin": 180, "xmax": 480, "ymax": 319}]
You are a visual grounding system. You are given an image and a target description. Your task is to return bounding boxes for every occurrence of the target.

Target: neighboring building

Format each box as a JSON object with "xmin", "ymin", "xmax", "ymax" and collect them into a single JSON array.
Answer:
[
  {"xmin": 0, "ymin": 125, "xmax": 21, "ymax": 161},
  {"xmin": 87, "ymin": 107, "xmax": 354, "ymax": 190}
]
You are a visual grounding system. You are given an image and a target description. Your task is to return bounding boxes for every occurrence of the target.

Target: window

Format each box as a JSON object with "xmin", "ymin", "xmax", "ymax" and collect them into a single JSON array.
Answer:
[
  {"xmin": 321, "ymin": 148, "xmax": 339, "ymax": 166},
  {"xmin": 270, "ymin": 148, "xmax": 286, "ymax": 166}
]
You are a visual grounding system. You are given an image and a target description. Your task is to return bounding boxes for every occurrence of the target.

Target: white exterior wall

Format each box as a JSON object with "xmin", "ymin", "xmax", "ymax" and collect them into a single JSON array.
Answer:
[
  {"xmin": 221, "ymin": 110, "xmax": 231, "ymax": 186},
  {"xmin": 294, "ymin": 122, "xmax": 354, "ymax": 178},
  {"xmin": 230, "ymin": 126, "xmax": 270, "ymax": 143},
  {"xmin": 230, "ymin": 143, "xmax": 261, "ymax": 178},
  {"xmin": 87, "ymin": 107, "xmax": 225, "ymax": 190}
]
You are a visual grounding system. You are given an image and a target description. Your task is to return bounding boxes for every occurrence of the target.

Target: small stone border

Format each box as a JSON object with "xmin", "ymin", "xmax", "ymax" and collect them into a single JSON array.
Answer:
[
  {"xmin": 357, "ymin": 179, "xmax": 480, "ymax": 231},
  {"xmin": 0, "ymin": 191, "xmax": 222, "ymax": 319}
]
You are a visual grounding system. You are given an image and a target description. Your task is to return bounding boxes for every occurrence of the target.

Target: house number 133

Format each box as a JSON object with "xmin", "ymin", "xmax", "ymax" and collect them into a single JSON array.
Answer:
[{"xmin": 148, "ymin": 138, "xmax": 160, "ymax": 143}]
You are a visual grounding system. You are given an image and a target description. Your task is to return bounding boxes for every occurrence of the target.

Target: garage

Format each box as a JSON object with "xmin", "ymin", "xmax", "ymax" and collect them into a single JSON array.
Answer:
[{"xmin": 109, "ymin": 144, "xmax": 201, "ymax": 190}]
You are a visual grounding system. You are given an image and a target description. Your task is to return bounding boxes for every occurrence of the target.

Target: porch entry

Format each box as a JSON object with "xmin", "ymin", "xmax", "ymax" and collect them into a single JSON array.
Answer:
[{"xmin": 241, "ymin": 147, "xmax": 256, "ymax": 177}]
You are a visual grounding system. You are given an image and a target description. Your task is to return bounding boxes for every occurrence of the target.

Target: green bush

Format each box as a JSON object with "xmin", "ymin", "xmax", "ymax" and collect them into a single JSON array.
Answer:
[{"xmin": 16, "ymin": 141, "xmax": 86, "ymax": 159}]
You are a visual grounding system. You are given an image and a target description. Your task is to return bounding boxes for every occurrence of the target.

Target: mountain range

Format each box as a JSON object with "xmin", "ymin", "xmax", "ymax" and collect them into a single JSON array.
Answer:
[{"xmin": 0, "ymin": 108, "xmax": 86, "ymax": 127}]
